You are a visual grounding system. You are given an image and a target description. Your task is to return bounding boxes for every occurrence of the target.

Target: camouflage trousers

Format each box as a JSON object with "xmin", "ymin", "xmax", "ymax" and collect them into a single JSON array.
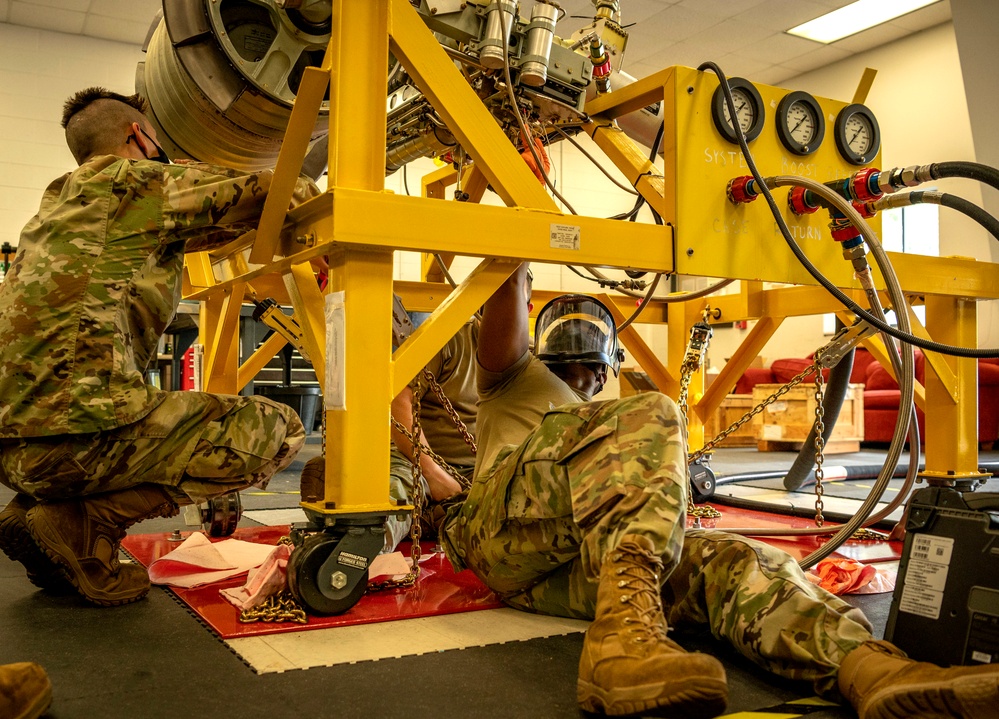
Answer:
[
  {"xmin": 0, "ymin": 391, "xmax": 305, "ymax": 505},
  {"xmin": 385, "ymin": 446, "xmax": 473, "ymax": 551},
  {"xmin": 442, "ymin": 392, "xmax": 873, "ymax": 696}
]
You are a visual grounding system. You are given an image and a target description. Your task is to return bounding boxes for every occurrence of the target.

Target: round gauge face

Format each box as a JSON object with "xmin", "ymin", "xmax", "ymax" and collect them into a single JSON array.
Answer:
[
  {"xmin": 844, "ymin": 113, "xmax": 874, "ymax": 155},
  {"xmin": 722, "ymin": 88, "xmax": 756, "ymax": 134},
  {"xmin": 776, "ymin": 91, "xmax": 825, "ymax": 155},
  {"xmin": 834, "ymin": 103, "xmax": 881, "ymax": 165},
  {"xmin": 711, "ymin": 78, "xmax": 765, "ymax": 144}
]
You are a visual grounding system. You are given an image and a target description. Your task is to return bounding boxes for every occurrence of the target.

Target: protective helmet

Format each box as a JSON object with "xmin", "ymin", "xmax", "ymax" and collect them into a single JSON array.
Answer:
[{"xmin": 534, "ymin": 294, "xmax": 624, "ymax": 376}]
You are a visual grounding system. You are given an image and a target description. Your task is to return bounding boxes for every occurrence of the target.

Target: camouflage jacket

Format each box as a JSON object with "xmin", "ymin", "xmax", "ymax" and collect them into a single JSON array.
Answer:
[{"xmin": 0, "ymin": 155, "xmax": 318, "ymax": 437}]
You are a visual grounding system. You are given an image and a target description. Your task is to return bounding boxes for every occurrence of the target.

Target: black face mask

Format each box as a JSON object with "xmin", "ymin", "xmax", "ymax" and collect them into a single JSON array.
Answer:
[{"xmin": 129, "ymin": 127, "xmax": 171, "ymax": 164}]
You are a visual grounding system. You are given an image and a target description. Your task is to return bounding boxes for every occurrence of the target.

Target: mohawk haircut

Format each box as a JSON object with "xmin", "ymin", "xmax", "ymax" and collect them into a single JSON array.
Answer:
[
  {"xmin": 61, "ymin": 87, "xmax": 152, "ymax": 164},
  {"xmin": 61, "ymin": 87, "xmax": 148, "ymax": 129}
]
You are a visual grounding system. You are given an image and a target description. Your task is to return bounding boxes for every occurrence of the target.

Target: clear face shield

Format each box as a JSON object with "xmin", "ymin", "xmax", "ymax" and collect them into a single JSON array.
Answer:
[{"xmin": 534, "ymin": 295, "xmax": 623, "ymax": 376}]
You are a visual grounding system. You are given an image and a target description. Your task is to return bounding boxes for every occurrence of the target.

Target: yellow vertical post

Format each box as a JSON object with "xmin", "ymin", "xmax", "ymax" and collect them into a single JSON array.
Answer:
[
  {"xmin": 922, "ymin": 295, "xmax": 982, "ymax": 480},
  {"xmin": 318, "ymin": 0, "xmax": 396, "ymax": 512}
]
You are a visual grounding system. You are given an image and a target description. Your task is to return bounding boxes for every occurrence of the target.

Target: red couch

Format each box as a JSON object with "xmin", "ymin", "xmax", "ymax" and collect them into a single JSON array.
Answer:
[{"xmin": 733, "ymin": 347, "xmax": 999, "ymax": 447}]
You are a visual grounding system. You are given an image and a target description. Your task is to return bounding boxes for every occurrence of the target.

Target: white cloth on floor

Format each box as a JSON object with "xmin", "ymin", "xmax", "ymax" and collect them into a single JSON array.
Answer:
[{"xmin": 148, "ymin": 532, "xmax": 275, "ymax": 588}]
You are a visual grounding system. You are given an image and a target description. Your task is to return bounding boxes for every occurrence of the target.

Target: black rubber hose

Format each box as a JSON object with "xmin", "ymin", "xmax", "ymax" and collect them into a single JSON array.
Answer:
[
  {"xmin": 932, "ymin": 192, "xmax": 999, "ymax": 242},
  {"xmin": 783, "ymin": 349, "xmax": 854, "ymax": 490},
  {"xmin": 932, "ymin": 161, "xmax": 999, "ymax": 193}
]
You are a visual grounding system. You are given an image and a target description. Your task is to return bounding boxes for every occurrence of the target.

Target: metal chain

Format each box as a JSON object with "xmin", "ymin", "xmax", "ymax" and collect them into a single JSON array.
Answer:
[
  {"xmin": 238, "ymin": 591, "xmax": 308, "ymax": 624},
  {"xmin": 422, "ymin": 368, "xmax": 477, "ymax": 454},
  {"xmin": 239, "ymin": 537, "xmax": 307, "ymax": 624},
  {"xmin": 812, "ymin": 355, "xmax": 826, "ymax": 527},
  {"xmin": 369, "ymin": 377, "xmax": 426, "ymax": 593},
  {"xmin": 688, "ymin": 362, "xmax": 819, "ymax": 464},
  {"xmin": 676, "ymin": 319, "xmax": 721, "ymax": 519},
  {"xmin": 390, "ymin": 417, "xmax": 472, "ymax": 491}
]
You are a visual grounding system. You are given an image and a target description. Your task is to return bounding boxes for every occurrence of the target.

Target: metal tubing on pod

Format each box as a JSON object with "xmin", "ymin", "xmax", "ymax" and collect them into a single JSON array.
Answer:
[
  {"xmin": 782, "ymin": 348, "xmax": 855, "ymax": 491},
  {"xmin": 765, "ymin": 175, "xmax": 916, "ymax": 567}
]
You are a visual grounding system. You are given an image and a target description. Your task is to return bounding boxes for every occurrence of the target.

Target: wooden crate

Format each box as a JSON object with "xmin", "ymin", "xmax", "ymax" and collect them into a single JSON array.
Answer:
[
  {"xmin": 751, "ymin": 383, "xmax": 865, "ymax": 453},
  {"xmin": 703, "ymin": 394, "xmax": 757, "ymax": 447}
]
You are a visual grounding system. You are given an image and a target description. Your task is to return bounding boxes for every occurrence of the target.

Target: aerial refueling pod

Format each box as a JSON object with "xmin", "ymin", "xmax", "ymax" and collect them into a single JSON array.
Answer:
[{"xmin": 136, "ymin": 0, "xmax": 331, "ymax": 171}]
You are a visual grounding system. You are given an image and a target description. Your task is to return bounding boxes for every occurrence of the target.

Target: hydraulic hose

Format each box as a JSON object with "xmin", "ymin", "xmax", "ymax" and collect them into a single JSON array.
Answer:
[
  {"xmin": 782, "ymin": 349, "xmax": 854, "ymax": 491},
  {"xmin": 931, "ymin": 161, "xmax": 999, "ymax": 193},
  {"xmin": 873, "ymin": 190, "xmax": 999, "ymax": 243}
]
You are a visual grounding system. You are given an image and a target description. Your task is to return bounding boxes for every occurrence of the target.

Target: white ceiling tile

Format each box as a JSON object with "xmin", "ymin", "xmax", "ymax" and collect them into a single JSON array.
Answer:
[
  {"xmin": 735, "ymin": 31, "xmax": 821, "ymax": 64},
  {"xmin": 832, "ymin": 21, "xmax": 911, "ymax": 52},
  {"xmin": 731, "ymin": 0, "xmax": 838, "ymax": 31},
  {"xmin": 0, "ymin": 0, "xmax": 9, "ymax": 23},
  {"xmin": 891, "ymin": 0, "xmax": 951, "ymax": 31},
  {"xmin": 752, "ymin": 65, "xmax": 801, "ymax": 86},
  {"xmin": 9, "ymin": 1, "xmax": 84, "ymax": 34},
  {"xmin": 82, "ymin": 15, "xmax": 150, "ymax": 45},
  {"xmin": 24, "ymin": 0, "xmax": 89, "ymax": 10},
  {"xmin": 781, "ymin": 44, "xmax": 853, "ymax": 76},
  {"xmin": 89, "ymin": 0, "xmax": 160, "ymax": 23},
  {"xmin": 712, "ymin": 52, "xmax": 778, "ymax": 79},
  {"xmin": 674, "ymin": 0, "xmax": 768, "ymax": 15},
  {"xmin": 621, "ymin": 4, "xmax": 729, "ymax": 63},
  {"xmin": 682, "ymin": 17, "xmax": 774, "ymax": 54}
]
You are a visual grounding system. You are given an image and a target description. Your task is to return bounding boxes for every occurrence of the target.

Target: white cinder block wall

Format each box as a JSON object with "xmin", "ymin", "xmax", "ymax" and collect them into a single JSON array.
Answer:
[{"xmin": 0, "ymin": 18, "xmax": 992, "ymax": 402}]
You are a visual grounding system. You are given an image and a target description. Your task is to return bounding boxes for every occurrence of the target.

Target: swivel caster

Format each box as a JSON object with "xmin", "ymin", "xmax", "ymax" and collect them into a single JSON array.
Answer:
[
  {"xmin": 689, "ymin": 460, "xmax": 716, "ymax": 504},
  {"xmin": 201, "ymin": 491, "xmax": 242, "ymax": 537},
  {"xmin": 286, "ymin": 521, "xmax": 385, "ymax": 616}
]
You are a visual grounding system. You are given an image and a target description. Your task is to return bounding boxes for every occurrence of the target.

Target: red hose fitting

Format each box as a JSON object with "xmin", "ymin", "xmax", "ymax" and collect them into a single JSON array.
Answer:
[
  {"xmin": 851, "ymin": 167, "xmax": 881, "ymax": 202},
  {"xmin": 852, "ymin": 201, "xmax": 876, "ymax": 219},
  {"xmin": 830, "ymin": 223, "xmax": 859, "ymax": 243},
  {"xmin": 727, "ymin": 176, "xmax": 758, "ymax": 204},
  {"xmin": 788, "ymin": 186, "xmax": 818, "ymax": 215}
]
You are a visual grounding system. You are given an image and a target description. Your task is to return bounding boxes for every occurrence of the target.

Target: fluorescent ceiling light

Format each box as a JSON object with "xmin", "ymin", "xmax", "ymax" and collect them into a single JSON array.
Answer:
[{"xmin": 787, "ymin": 0, "xmax": 941, "ymax": 44}]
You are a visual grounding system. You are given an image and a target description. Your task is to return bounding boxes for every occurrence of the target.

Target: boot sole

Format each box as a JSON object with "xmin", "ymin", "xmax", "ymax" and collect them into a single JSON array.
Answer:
[
  {"xmin": 578, "ymin": 676, "xmax": 728, "ymax": 718},
  {"xmin": 864, "ymin": 675, "xmax": 999, "ymax": 719},
  {"xmin": 26, "ymin": 507, "xmax": 149, "ymax": 607},
  {"xmin": 0, "ymin": 506, "xmax": 69, "ymax": 592}
]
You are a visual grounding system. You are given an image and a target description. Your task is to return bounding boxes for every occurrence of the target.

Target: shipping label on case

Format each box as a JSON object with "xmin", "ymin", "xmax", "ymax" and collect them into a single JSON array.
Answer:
[{"xmin": 899, "ymin": 534, "xmax": 954, "ymax": 620}]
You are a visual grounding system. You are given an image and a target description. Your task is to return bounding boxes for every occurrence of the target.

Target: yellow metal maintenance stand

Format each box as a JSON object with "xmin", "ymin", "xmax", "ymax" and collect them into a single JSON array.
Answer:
[{"xmin": 182, "ymin": 0, "xmax": 999, "ymax": 613}]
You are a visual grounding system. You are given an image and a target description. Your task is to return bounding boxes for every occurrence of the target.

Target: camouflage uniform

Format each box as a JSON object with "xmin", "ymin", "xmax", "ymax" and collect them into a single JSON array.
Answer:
[
  {"xmin": 441, "ymin": 357, "xmax": 874, "ymax": 697},
  {"xmin": 0, "ymin": 155, "xmax": 317, "ymax": 504},
  {"xmin": 386, "ymin": 321, "xmax": 478, "ymax": 550}
]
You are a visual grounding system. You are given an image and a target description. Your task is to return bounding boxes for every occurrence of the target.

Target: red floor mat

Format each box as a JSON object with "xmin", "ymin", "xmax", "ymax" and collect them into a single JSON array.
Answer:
[
  {"xmin": 121, "ymin": 526, "xmax": 504, "ymax": 640},
  {"xmin": 121, "ymin": 505, "xmax": 900, "ymax": 640}
]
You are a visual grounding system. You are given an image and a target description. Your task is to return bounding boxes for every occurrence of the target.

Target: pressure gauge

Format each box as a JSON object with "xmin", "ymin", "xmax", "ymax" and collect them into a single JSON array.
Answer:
[
  {"xmin": 711, "ymin": 78, "xmax": 764, "ymax": 144},
  {"xmin": 834, "ymin": 103, "xmax": 881, "ymax": 165},
  {"xmin": 776, "ymin": 91, "xmax": 824, "ymax": 155}
]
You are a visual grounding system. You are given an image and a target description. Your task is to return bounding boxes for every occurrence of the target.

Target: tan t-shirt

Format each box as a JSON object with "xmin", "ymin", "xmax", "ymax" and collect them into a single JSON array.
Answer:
[
  {"xmin": 474, "ymin": 351, "xmax": 587, "ymax": 475},
  {"xmin": 413, "ymin": 321, "xmax": 478, "ymax": 470}
]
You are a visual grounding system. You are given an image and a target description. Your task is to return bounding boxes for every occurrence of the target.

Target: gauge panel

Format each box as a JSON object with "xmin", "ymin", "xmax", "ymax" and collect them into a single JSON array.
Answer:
[
  {"xmin": 776, "ymin": 91, "xmax": 825, "ymax": 156},
  {"xmin": 834, "ymin": 103, "xmax": 881, "ymax": 165},
  {"xmin": 711, "ymin": 77, "xmax": 765, "ymax": 144}
]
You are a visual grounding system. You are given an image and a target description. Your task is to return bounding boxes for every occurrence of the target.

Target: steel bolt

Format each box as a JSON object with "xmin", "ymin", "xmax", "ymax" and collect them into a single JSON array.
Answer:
[{"xmin": 331, "ymin": 571, "xmax": 348, "ymax": 589}]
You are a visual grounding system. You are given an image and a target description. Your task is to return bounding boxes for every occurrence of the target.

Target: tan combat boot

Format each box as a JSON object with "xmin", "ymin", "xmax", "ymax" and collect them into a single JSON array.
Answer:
[
  {"xmin": 0, "ymin": 662, "xmax": 52, "ymax": 719},
  {"xmin": 26, "ymin": 485, "xmax": 179, "ymax": 607},
  {"xmin": 839, "ymin": 639, "xmax": 999, "ymax": 719},
  {"xmin": 0, "ymin": 494, "xmax": 68, "ymax": 591},
  {"xmin": 577, "ymin": 534, "xmax": 728, "ymax": 717}
]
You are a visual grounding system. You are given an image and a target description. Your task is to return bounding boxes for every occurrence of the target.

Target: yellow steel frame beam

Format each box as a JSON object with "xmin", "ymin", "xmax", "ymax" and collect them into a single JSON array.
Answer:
[{"xmin": 184, "ymin": 0, "xmax": 999, "ymax": 518}]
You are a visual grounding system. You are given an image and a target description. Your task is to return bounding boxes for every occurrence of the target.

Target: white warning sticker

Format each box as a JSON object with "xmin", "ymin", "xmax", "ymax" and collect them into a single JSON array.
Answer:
[
  {"xmin": 899, "ymin": 582, "xmax": 943, "ymax": 620},
  {"xmin": 898, "ymin": 534, "xmax": 954, "ymax": 620},
  {"xmin": 550, "ymin": 224, "xmax": 581, "ymax": 250}
]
